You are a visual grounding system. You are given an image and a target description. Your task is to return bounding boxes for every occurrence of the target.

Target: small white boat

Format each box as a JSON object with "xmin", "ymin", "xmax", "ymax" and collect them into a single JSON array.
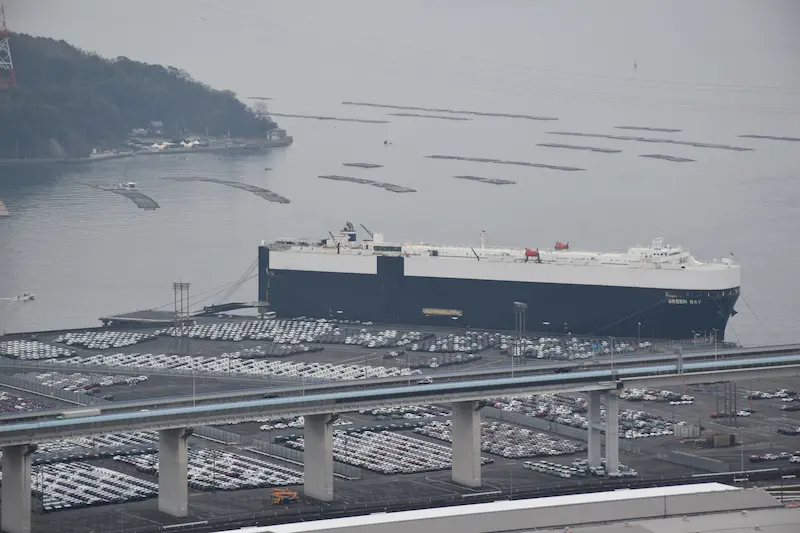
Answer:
[{"xmin": 11, "ymin": 293, "xmax": 35, "ymax": 301}]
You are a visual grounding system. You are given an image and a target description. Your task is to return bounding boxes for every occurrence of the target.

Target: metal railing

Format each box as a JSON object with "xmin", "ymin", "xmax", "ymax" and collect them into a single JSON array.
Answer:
[
  {"xmin": 483, "ymin": 406, "xmax": 642, "ymax": 454},
  {"xmin": 249, "ymin": 438, "xmax": 362, "ymax": 479},
  {"xmin": 192, "ymin": 426, "xmax": 240, "ymax": 445},
  {"xmin": 0, "ymin": 374, "xmax": 112, "ymax": 406}
]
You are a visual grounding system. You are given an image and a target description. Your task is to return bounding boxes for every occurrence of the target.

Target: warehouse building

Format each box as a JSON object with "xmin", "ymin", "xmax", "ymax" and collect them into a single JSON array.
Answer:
[{"xmin": 218, "ymin": 483, "xmax": 793, "ymax": 533}]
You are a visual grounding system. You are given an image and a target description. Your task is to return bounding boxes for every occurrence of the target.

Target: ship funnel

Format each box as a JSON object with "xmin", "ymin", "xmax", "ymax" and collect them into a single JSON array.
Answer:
[{"xmin": 652, "ymin": 237, "xmax": 664, "ymax": 250}]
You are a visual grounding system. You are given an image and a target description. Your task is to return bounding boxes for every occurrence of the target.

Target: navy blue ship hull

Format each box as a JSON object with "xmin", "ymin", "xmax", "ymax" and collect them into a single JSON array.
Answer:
[{"xmin": 258, "ymin": 248, "xmax": 739, "ymax": 340}]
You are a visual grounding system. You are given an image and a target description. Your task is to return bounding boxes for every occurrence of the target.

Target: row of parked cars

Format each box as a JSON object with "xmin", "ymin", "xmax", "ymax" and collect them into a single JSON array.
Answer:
[
  {"xmin": 414, "ymin": 421, "xmax": 586, "ymax": 459},
  {"xmin": 157, "ymin": 320, "xmax": 428, "ymax": 349},
  {"xmin": 259, "ymin": 415, "xmax": 351, "ymax": 431},
  {"xmin": 523, "ymin": 458, "xmax": 639, "ymax": 479},
  {"xmin": 748, "ymin": 389, "xmax": 796, "ymax": 400},
  {"xmin": 15, "ymin": 371, "xmax": 146, "ymax": 394},
  {"xmin": 0, "ymin": 340, "xmax": 74, "ymax": 360},
  {"xmin": 114, "ymin": 449, "xmax": 304, "ymax": 490},
  {"xmin": 0, "ymin": 391, "xmax": 54, "ymax": 413},
  {"xmin": 749, "ymin": 451, "xmax": 800, "ymax": 463},
  {"xmin": 360, "ymin": 405, "xmax": 451, "ymax": 419},
  {"xmin": 28, "ymin": 463, "xmax": 158, "ymax": 513},
  {"xmin": 221, "ymin": 344, "xmax": 321, "ymax": 359},
  {"xmin": 34, "ymin": 431, "xmax": 158, "ymax": 456},
  {"xmin": 286, "ymin": 430, "xmax": 493, "ymax": 475},
  {"xmin": 491, "ymin": 394, "xmax": 684, "ymax": 440},
  {"xmin": 54, "ymin": 331, "xmax": 157, "ymax": 350},
  {"xmin": 59, "ymin": 352, "xmax": 417, "ymax": 381},
  {"xmin": 621, "ymin": 388, "xmax": 695, "ymax": 405}
]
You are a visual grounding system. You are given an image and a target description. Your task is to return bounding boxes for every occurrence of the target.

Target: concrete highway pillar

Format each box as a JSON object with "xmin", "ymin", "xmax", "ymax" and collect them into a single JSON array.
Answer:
[
  {"xmin": 1, "ymin": 444, "xmax": 37, "ymax": 533},
  {"xmin": 587, "ymin": 391, "xmax": 602, "ymax": 467},
  {"xmin": 451, "ymin": 400, "xmax": 482, "ymax": 488},
  {"xmin": 158, "ymin": 428, "xmax": 192, "ymax": 517},
  {"xmin": 604, "ymin": 391, "xmax": 620, "ymax": 474},
  {"xmin": 304, "ymin": 414, "xmax": 334, "ymax": 501}
]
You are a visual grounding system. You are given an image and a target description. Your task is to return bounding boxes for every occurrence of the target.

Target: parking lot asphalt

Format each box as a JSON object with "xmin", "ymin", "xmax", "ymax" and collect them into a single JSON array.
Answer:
[
  {"xmin": 0, "ymin": 319, "xmax": 796, "ymax": 533},
  {"xmin": 27, "ymin": 439, "xmax": 698, "ymax": 533}
]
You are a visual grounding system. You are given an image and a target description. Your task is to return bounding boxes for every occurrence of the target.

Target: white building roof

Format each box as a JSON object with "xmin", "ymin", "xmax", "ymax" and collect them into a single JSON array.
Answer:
[
  {"xmin": 258, "ymin": 483, "xmax": 739, "ymax": 533},
  {"xmin": 532, "ymin": 507, "xmax": 799, "ymax": 533}
]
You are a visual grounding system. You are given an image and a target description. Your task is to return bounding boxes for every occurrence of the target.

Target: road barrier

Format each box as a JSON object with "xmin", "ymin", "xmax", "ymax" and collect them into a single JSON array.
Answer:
[{"xmin": 657, "ymin": 450, "xmax": 730, "ymax": 473}]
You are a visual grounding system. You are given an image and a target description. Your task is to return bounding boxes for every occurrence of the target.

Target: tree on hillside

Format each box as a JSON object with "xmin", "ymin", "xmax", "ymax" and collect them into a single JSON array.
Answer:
[{"xmin": 0, "ymin": 33, "xmax": 278, "ymax": 159}]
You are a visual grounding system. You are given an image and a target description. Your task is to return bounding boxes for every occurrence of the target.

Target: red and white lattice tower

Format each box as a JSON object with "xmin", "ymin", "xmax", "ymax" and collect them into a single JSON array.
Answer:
[{"xmin": 0, "ymin": 4, "xmax": 15, "ymax": 88}]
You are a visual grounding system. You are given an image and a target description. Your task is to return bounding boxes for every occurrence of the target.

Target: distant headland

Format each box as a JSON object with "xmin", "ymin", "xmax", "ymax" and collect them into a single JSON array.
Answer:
[{"xmin": 0, "ymin": 33, "xmax": 288, "ymax": 162}]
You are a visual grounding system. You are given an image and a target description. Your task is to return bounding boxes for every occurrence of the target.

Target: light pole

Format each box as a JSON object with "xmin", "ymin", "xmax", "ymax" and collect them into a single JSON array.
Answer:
[
  {"xmin": 712, "ymin": 328, "xmax": 718, "ymax": 360},
  {"xmin": 740, "ymin": 426, "xmax": 744, "ymax": 473},
  {"xmin": 637, "ymin": 322, "xmax": 641, "ymax": 349},
  {"xmin": 610, "ymin": 336, "xmax": 615, "ymax": 374},
  {"xmin": 513, "ymin": 302, "xmax": 527, "ymax": 377}
]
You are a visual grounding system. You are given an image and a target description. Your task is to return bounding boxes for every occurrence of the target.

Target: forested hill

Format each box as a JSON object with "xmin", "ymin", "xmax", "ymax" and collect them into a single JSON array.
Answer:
[{"xmin": 0, "ymin": 33, "xmax": 277, "ymax": 159}]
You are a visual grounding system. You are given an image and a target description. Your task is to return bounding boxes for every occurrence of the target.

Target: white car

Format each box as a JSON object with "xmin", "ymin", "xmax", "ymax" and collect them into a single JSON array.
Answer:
[{"xmin": 790, "ymin": 455, "xmax": 800, "ymax": 464}]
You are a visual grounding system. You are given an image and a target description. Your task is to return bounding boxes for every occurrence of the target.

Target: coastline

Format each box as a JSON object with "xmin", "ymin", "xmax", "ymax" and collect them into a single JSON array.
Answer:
[{"xmin": 0, "ymin": 137, "xmax": 293, "ymax": 167}]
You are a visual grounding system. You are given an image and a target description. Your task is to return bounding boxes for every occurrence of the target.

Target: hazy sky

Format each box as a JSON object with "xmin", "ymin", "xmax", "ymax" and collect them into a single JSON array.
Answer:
[{"xmin": 7, "ymin": 0, "xmax": 800, "ymax": 101}]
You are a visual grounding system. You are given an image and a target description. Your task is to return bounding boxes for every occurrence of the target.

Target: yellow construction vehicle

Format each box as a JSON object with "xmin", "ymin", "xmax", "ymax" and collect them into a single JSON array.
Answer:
[{"xmin": 271, "ymin": 488, "xmax": 298, "ymax": 504}]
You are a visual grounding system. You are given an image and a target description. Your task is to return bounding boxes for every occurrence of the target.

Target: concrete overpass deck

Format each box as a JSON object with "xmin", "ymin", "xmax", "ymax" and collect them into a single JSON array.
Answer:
[
  {"xmin": 2, "ymin": 345, "xmax": 798, "ymax": 424},
  {"xmin": 1, "ymin": 353, "xmax": 800, "ymax": 446}
]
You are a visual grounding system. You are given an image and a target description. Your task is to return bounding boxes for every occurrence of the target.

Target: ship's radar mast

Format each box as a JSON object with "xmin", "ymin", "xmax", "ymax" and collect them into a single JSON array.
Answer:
[
  {"xmin": 652, "ymin": 238, "xmax": 664, "ymax": 251},
  {"xmin": 480, "ymin": 230, "xmax": 487, "ymax": 249}
]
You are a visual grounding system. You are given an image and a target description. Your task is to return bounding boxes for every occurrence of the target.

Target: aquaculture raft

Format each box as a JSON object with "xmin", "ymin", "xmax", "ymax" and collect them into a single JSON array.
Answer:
[
  {"xmin": 166, "ymin": 177, "xmax": 290, "ymax": 204},
  {"xmin": 318, "ymin": 175, "xmax": 415, "ymax": 193}
]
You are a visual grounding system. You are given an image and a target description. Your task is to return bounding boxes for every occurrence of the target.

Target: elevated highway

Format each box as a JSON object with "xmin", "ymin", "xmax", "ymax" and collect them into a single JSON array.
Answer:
[
  {"xmin": 2, "ymin": 344, "xmax": 798, "ymax": 424},
  {"xmin": 1, "ymin": 354, "xmax": 799, "ymax": 446},
  {"xmin": 2, "ymin": 354, "xmax": 800, "ymax": 533}
]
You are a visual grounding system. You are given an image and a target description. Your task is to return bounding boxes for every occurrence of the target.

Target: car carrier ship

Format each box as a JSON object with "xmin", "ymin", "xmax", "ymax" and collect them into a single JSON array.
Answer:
[{"xmin": 258, "ymin": 222, "xmax": 740, "ymax": 340}]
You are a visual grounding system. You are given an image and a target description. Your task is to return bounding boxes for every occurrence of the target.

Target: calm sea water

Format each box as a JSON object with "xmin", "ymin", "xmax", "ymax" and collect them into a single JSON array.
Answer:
[{"xmin": 1, "ymin": 0, "xmax": 799, "ymax": 345}]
